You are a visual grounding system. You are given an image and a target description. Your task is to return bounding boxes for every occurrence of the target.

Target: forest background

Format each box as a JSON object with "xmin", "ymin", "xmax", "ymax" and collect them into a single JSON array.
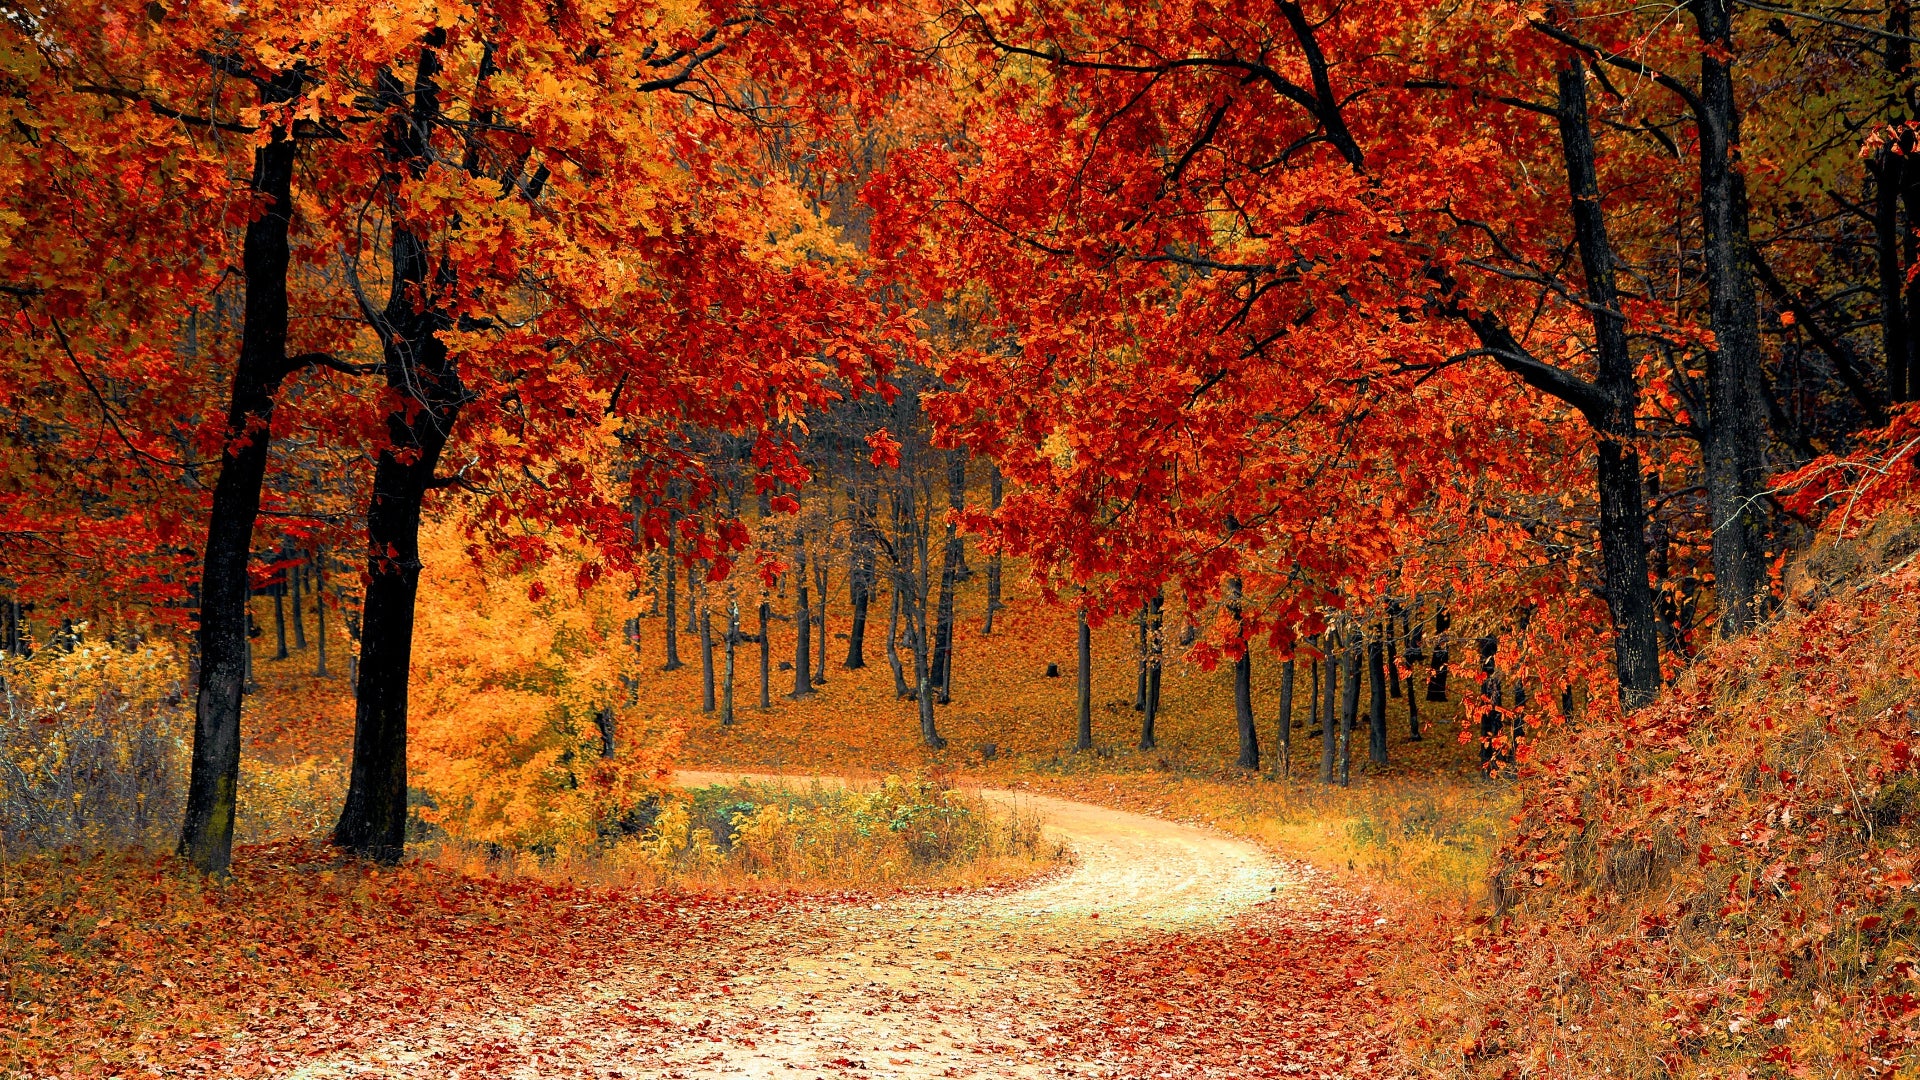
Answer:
[{"xmin": 4, "ymin": 0, "xmax": 1920, "ymax": 1075}]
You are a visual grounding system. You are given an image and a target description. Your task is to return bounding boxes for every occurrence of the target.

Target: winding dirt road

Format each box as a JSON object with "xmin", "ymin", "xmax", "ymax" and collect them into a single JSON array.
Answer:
[{"xmin": 284, "ymin": 773, "xmax": 1371, "ymax": 1080}]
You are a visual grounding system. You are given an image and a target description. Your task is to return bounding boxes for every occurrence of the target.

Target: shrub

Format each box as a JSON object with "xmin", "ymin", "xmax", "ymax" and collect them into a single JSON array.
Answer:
[{"xmin": 0, "ymin": 638, "xmax": 186, "ymax": 853}]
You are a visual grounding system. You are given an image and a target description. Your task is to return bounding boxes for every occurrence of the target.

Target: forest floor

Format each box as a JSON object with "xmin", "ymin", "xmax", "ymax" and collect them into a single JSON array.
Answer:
[{"xmin": 276, "ymin": 778, "xmax": 1399, "ymax": 1080}]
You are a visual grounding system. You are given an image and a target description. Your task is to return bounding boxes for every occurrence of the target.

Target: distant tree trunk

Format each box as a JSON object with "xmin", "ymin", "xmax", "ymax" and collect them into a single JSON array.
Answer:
[
  {"xmin": 1320, "ymin": 633, "xmax": 1339, "ymax": 785},
  {"xmin": 813, "ymin": 558, "xmax": 829, "ymax": 687},
  {"xmin": 930, "ymin": 451, "xmax": 964, "ymax": 703},
  {"xmin": 1139, "ymin": 593, "xmax": 1163, "ymax": 750},
  {"xmin": 1275, "ymin": 657, "xmax": 1295, "ymax": 780},
  {"xmin": 1233, "ymin": 646, "xmax": 1258, "ymax": 770},
  {"xmin": 758, "ymin": 600, "xmax": 771, "ymax": 709},
  {"xmin": 1385, "ymin": 606, "xmax": 1400, "ymax": 698},
  {"xmin": 1877, "ymin": 147, "xmax": 1915, "ymax": 403},
  {"xmin": 886, "ymin": 584, "xmax": 909, "ymax": 699},
  {"xmin": 1134, "ymin": 604, "xmax": 1148, "ymax": 710},
  {"xmin": 1478, "ymin": 635, "xmax": 1503, "ymax": 771},
  {"xmin": 699, "ymin": 590, "xmax": 715, "ymax": 714},
  {"xmin": 271, "ymin": 586, "xmax": 288, "ymax": 660},
  {"xmin": 983, "ymin": 466, "xmax": 1005, "ymax": 634},
  {"xmin": 1403, "ymin": 604, "xmax": 1423, "ymax": 740},
  {"xmin": 662, "ymin": 515, "xmax": 683, "ymax": 671},
  {"xmin": 845, "ymin": 484, "xmax": 877, "ymax": 668},
  {"xmin": 721, "ymin": 597, "xmax": 738, "ymax": 725},
  {"xmin": 313, "ymin": 553, "xmax": 328, "ymax": 677},
  {"xmin": 1426, "ymin": 607, "xmax": 1450, "ymax": 701},
  {"xmin": 594, "ymin": 706, "xmax": 616, "ymax": 759},
  {"xmin": 791, "ymin": 532, "xmax": 814, "ymax": 698},
  {"xmin": 1075, "ymin": 605, "xmax": 1093, "ymax": 752},
  {"xmin": 1338, "ymin": 633, "xmax": 1361, "ymax": 786},
  {"xmin": 289, "ymin": 564, "xmax": 306, "ymax": 650},
  {"xmin": 1367, "ymin": 626, "xmax": 1388, "ymax": 766}
]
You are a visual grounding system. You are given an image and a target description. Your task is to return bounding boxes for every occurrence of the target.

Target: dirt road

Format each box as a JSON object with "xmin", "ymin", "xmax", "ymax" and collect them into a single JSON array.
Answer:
[{"xmin": 283, "ymin": 773, "xmax": 1376, "ymax": 1080}]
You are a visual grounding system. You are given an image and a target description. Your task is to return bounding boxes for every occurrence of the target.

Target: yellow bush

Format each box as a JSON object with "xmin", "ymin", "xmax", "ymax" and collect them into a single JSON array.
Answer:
[
  {"xmin": 0, "ymin": 636, "xmax": 186, "ymax": 853},
  {"xmin": 407, "ymin": 520, "xmax": 669, "ymax": 853}
]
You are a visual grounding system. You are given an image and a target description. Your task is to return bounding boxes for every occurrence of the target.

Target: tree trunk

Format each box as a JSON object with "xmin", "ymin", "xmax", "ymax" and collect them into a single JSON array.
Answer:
[
  {"xmin": 983, "ymin": 465, "xmax": 1005, "ymax": 634},
  {"xmin": 289, "ymin": 563, "xmax": 306, "ymax": 650},
  {"xmin": 334, "ymin": 41, "xmax": 471, "ymax": 865},
  {"xmin": 1075, "ymin": 605, "xmax": 1093, "ymax": 752},
  {"xmin": 791, "ymin": 533, "xmax": 813, "ymax": 698},
  {"xmin": 1558, "ymin": 56, "xmax": 1665, "ymax": 707},
  {"xmin": 699, "ymin": 591, "xmax": 716, "ymax": 713},
  {"xmin": 1691, "ymin": 0, "xmax": 1772, "ymax": 636},
  {"xmin": 1320, "ymin": 633, "xmax": 1338, "ymax": 785},
  {"xmin": 179, "ymin": 68, "xmax": 306, "ymax": 876},
  {"xmin": 1478, "ymin": 636, "xmax": 1504, "ymax": 771},
  {"xmin": 1426, "ymin": 608, "xmax": 1450, "ymax": 701},
  {"xmin": 1139, "ymin": 593, "xmax": 1162, "ymax": 751},
  {"xmin": 1234, "ymin": 647, "xmax": 1258, "ymax": 771},
  {"xmin": 813, "ymin": 558, "xmax": 829, "ymax": 687},
  {"xmin": 662, "ymin": 512, "xmax": 683, "ymax": 670},
  {"xmin": 1134, "ymin": 604, "xmax": 1149, "ymax": 710},
  {"xmin": 721, "ymin": 597, "xmax": 738, "ymax": 725},
  {"xmin": 1367, "ymin": 627, "xmax": 1388, "ymax": 766},
  {"xmin": 930, "ymin": 451, "xmax": 964, "ymax": 704},
  {"xmin": 846, "ymin": 484, "xmax": 876, "ymax": 667},
  {"xmin": 758, "ymin": 600, "xmax": 771, "ymax": 709},
  {"xmin": 1275, "ymin": 657, "xmax": 1294, "ymax": 780},
  {"xmin": 886, "ymin": 583, "xmax": 909, "ymax": 699},
  {"xmin": 1876, "ymin": 149, "xmax": 1913, "ymax": 404},
  {"xmin": 313, "ymin": 552, "xmax": 328, "ymax": 677},
  {"xmin": 1338, "ymin": 633, "xmax": 1361, "ymax": 786},
  {"xmin": 271, "ymin": 586, "xmax": 288, "ymax": 660},
  {"xmin": 1385, "ymin": 612, "xmax": 1399, "ymax": 698}
]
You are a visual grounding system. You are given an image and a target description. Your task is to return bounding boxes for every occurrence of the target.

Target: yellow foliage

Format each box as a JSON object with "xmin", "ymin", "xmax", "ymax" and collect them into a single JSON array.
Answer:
[
  {"xmin": 408, "ymin": 519, "xmax": 671, "ymax": 851},
  {"xmin": 0, "ymin": 635, "xmax": 185, "ymax": 852}
]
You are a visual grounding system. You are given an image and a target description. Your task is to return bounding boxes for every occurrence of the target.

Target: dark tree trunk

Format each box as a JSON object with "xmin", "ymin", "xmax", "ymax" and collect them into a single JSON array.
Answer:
[
  {"xmin": 1075, "ymin": 605, "xmax": 1093, "ymax": 752},
  {"xmin": 1139, "ymin": 593, "xmax": 1163, "ymax": 750},
  {"xmin": 334, "ymin": 41, "xmax": 470, "ymax": 864},
  {"xmin": 812, "ymin": 558, "xmax": 829, "ymax": 687},
  {"xmin": 1691, "ymin": 0, "xmax": 1772, "ymax": 636},
  {"xmin": 845, "ymin": 484, "xmax": 877, "ymax": 667},
  {"xmin": 791, "ymin": 533, "xmax": 813, "ymax": 698},
  {"xmin": 1426, "ymin": 608, "xmax": 1450, "ymax": 701},
  {"xmin": 1234, "ymin": 648, "xmax": 1258, "ymax": 771},
  {"xmin": 758, "ymin": 600, "xmax": 771, "ymax": 709},
  {"xmin": 1275, "ymin": 657, "xmax": 1294, "ymax": 780},
  {"xmin": 271, "ymin": 587, "xmax": 288, "ymax": 660},
  {"xmin": 594, "ymin": 707, "xmax": 616, "ymax": 759},
  {"xmin": 699, "ymin": 592, "xmax": 716, "ymax": 713},
  {"xmin": 930, "ymin": 451, "xmax": 964, "ymax": 703},
  {"xmin": 1338, "ymin": 634, "xmax": 1361, "ymax": 786},
  {"xmin": 1320, "ymin": 633, "xmax": 1339, "ymax": 785},
  {"xmin": 289, "ymin": 563, "xmax": 306, "ymax": 650},
  {"xmin": 662, "ymin": 512, "xmax": 683, "ymax": 671},
  {"xmin": 983, "ymin": 465, "xmax": 1005, "ymax": 634},
  {"xmin": 721, "ymin": 598, "xmax": 738, "ymax": 725},
  {"xmin": 1478, "ymin": 636, "xmax": 1504, "ymax": 771},
  {"xmin": 1134, "ymin": 604, "xmax": 1148, "ymax": 710},
  {"xmin": 1407, "ymin": 652, "xmax": 1422, "ymax": 741},
  {"xmin": 179, "ymin": 68, "xmax": 307, "ymax": 876},
  {"xmin": 1875, "ymin": 149, "xmax": 1913, "ymax": 404},
  {"xmin": 1367, "ymin": 628, "xmax": 1387, "ymax": 766},
  {"xmin": 886, "ymin": 583, "xmax": 909, "ymax": 699},
  {"xmin": 1385, "ymin": 612, "xmax": 1400, "ymax": 698},
  {"xmin": 1557, "ymin": 56, "xmax": 1664, "ymax": 707},
  {"xmin": 313, "ymin": 552, "xmax": 328, "ymax": 677}
]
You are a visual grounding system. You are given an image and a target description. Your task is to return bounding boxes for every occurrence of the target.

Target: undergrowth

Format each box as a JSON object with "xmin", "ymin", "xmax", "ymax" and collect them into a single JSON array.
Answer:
[{"xmin": 431, "ymin": 775, "xmax": 1064, "ymax": 892}]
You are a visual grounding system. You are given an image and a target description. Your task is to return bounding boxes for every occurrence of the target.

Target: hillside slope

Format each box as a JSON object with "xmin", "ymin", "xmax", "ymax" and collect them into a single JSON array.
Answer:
[{"xmin": 1409, "ymin": 501, "xmax": 1920, "ymax": 1077}]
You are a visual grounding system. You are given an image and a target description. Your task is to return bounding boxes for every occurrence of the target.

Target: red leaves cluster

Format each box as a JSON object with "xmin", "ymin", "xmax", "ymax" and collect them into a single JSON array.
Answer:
[
  {"xmin": 2, "ymin": 841, "xmax": 826, "ymax": 1077},
  {"xmin": 1054, "ymin": 877, "xmax": 1402, "ymax": 1078}
]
